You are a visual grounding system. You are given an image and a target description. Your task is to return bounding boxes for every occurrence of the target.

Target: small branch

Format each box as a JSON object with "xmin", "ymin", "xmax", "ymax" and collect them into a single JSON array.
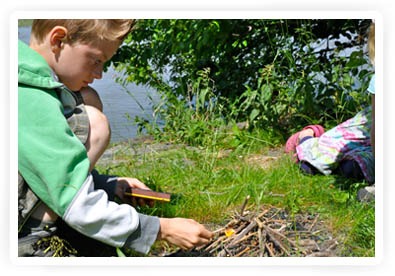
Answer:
[
  {"xmin": 308, "ymin": 214, "xmax": 319, "ymax": 232},
  {"xmin": 239, "ymin": 195, "xmax": 250, "ymax": 216},
  {"xmin": 265, "ymin": 242, "xmax": 275, "ymax": 257},
  {"xmin": 235, "ymin": 246, "xmax": 250, "ymax": 257},
  {"xmin": 229, "ymin": 220, "xmax": 257, "ymax": 246}
]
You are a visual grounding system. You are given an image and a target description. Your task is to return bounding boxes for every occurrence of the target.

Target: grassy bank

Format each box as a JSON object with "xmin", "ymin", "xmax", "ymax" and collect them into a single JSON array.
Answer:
[{"xmin": 96, "ymin": 132, "xmax": 375, "ymax": 257}]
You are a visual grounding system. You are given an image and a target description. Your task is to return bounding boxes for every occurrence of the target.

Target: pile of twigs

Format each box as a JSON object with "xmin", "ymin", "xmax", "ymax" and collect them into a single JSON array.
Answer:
[{"xmin": 169, "ymin": 197, "xmax": 338, "ymax": 257}]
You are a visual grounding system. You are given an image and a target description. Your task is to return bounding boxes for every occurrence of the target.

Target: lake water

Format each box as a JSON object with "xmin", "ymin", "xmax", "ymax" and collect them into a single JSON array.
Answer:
[{"xmin": 18, "ymin": 26, "xmax": 159, "ymax": 143}]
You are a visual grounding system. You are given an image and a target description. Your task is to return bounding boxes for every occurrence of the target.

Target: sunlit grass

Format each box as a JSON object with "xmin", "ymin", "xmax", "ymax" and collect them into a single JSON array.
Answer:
[{"xmin": 97, "ymin": 133, "xmax": 375, "ymax": 257}]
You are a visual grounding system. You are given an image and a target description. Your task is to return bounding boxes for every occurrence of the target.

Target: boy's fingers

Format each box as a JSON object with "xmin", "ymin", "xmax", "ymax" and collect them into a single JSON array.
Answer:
[
  {"xmin": 202, "ymin": 229, "xmax": 214, "ymax": 240},
  {"xmin": 130, "ymin": 197, "xmax": 137, "ymax": 207},
  {"xmin": 137, "ymin": 198, "xmax": 146, "ymax": 207}
]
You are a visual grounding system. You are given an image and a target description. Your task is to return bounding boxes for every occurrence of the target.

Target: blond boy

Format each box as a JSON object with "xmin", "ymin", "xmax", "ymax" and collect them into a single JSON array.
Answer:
[{"xmin": 18, "ymin": 19, "xmax": 212, "ymax": 256}]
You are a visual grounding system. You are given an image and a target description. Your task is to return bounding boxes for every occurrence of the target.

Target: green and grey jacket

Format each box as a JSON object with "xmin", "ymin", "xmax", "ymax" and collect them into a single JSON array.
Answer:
[{"xmin": 18, "ymin": 40, "xmax": 159, "ymax": 254}]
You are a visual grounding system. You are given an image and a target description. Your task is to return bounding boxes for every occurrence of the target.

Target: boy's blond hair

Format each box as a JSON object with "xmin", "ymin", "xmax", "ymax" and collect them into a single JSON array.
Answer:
[
  {"xmin": 368, "ymin": 22, "xmax": 375, "ymax": 65},
  {"xmin": 31, "ymin": 19, "xmax": 136, "ymax": 45}
]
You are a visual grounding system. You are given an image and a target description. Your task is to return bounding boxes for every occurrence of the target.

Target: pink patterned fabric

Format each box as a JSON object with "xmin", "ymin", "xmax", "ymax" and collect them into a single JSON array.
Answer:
[{"xmin": 296, "ymin": 107, "xmax": 374, "ymax": 183}]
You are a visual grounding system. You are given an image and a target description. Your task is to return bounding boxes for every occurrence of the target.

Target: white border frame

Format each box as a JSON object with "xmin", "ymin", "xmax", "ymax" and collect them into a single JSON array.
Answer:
[{"xmin": 9, "ymin": 9, "xmax": 383, "ymax": 270}]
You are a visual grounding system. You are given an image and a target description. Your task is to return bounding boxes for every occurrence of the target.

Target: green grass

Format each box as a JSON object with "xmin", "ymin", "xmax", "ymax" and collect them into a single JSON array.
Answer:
[{"xmin": 97, "ymin": 132, "xmax": 375, "ymax": 257}]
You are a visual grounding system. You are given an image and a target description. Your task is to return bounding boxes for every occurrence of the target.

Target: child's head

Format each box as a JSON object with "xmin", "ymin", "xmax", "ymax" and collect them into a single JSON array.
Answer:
[
  {"xmin": 31, "ymin": 19, "xmax": 135, "ymax": 46},
  {"xmin": 29, "ymin": 19, "xmax": 135, "ymax": 91},
  {"xmin": 368, "ymin": 21, "xmax": 375, "ymax": 66}
]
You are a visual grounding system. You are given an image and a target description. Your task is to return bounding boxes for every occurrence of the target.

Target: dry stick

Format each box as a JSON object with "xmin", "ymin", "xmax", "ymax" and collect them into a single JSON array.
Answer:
[
  {"xmin": 228, "ymin": 232, "xmax": 257, "ymax": 248},
  {"xmin": 307, "ymin": 214, "xmax": 319, "ymax": 232},
  {"xmin": 255, "ymin": 217, "xmax": 267, "ymax": 257},
  {"xmin": 225, "ymin": 218, "xmax": 239, "ymax": 228},
  {"xmin": 235, "ymin": 246, "xmax": 250, "ymax": 257},
  {"xmin": 229, "ymin": 220, "xmax": 257, "ymax": 245},
  {"xmin": 325, "ymin": 239, "xmax": 338, "ymax": 251},
  {"xmin": 212, "ymin": 227, "xmax": 226, "ymax": 235},
  {"xmin": 265, "ymin": 242, "xmax": 275, "ymax": 257},
  {"xmin": 217, "ymin": 246, "xmax": 232, "ymax": 257},
  {"xmin": 212, "ymin": 218, "xmax": 239, "ymax": 235},
  {"xmin": 257, "ymin": 208, "xmax": 270, "ymax": 220},
  {"xmin": 217, "ymin": 220, "xmax": 258, "ymax": 256},
  {"xmin": 203, "ymin": 217, "xmax": 240, "ymax": 251},
  {"xmin": 234, "ymin": 221, "xmax": 248, "ymax": 234},
  {"xmin": 266, "ymin": 224, "xmax": 297, "ymax": 248},
  {"xmin": 263, "ymin": 225, "xmax": 291, "ymax": 256},
  {"xmin": 239, "ymin": 195, "xmax": 250, "ymax": 216},
  {"xmin": 258, "ymin": 228, "xmax": 265, "ymax": 257},
  {"xmin": 254, "ymin": 217, "xmax": 264, "ymax": 228},
  {"xmin": 203, "ymin": 235, "xmax": 227, "ymax": 253},
  {"xmin": 234, "ymin": 209, "xmax": 283, "ymax": 256},
  {"xmin": 268, "ymin": 192, "xmax": 285, "ymax": 197},
  {"xmin": 204, "ymin": 223, "xmax": 246, "ymax": 254},
  {"xmin": 205, "ymin": 225, "xmax": 240, "ymax": 253},
  {"xmin": 269, "ymin": 217, "xmax": 287, "ymax": 222}
]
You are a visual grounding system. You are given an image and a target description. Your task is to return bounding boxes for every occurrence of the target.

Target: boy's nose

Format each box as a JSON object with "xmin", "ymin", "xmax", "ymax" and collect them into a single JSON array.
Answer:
[{"xmin": 92, "ymin": 69, "xmax": 103, "ymax": 80}]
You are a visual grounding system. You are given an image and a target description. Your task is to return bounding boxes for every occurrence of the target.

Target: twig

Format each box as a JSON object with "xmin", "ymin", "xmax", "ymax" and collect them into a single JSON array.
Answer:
[
  {"xmin": 212, "ymin": 227, "xmax": 226, "ymax": 235},
  {"xmin": 204, "ymin": 235, "xmax": 227, "ymax": 253},
  {"xmin": 263, "ymin": 225, "xmax": 291, "ymax": 256},
  {"xmin": 217, "ymin": 246, "xmax": 232, "ymax": 257},
  {"xmin": 229, "ymin": 232, "xmax": 257, "ymax": 247},
  {"xmin": 239, "ymin": 195, "xmax": 250, "ymax": 216},
  {"xmin": 265, "ymin": 225, "xmax": 297, "ymax": 248},
  {"xmin": 229, "ymin": 220, "xmax": 257, "ymax": 245},
  {"xmin": 308, "ymin": 214, "xmax": 319, "ymax": 232},
  {"xmin": 254, "ymin": 217, "xmax": 264, "ymax": 229},
  {"xmin": 257, "ymin": 208, "xmax": 270, "ymax": 219},
  {"xmin": 265, "ymin": 242, "xmax": 275, "ymax": 257},
  {"xmin": 235, "ymin": 246, "xmax": 250, "ymax": 257},
  {"xmin": 258, "ymin": 228, "xmax": 265, "ymax": 257}
]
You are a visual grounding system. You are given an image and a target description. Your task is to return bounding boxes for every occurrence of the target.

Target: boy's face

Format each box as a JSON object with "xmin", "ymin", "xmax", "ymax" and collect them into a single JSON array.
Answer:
[{"xmin": 52, "ymin": 40, "xmax": 120, "ymax": 91}]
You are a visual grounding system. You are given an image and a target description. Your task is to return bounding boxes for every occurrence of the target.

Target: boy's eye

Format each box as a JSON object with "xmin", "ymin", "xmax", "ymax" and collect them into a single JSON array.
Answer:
[{"xmin": 90, "ymin": 56, "xmax": 102, "ymax": 65}]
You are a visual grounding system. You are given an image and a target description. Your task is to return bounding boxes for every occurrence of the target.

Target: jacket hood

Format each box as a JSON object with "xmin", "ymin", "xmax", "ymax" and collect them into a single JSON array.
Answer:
[
  {"xmin": 18, "ymin": 40, "xmax": 63, "ymax": 90},
  {"xmin": 18, "ymin": 40, "xmax": 77, "ymax": 117}
]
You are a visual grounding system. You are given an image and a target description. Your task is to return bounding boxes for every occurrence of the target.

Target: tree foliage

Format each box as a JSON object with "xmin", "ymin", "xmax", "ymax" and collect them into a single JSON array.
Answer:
[{"xmin": 110, "ymin": 19, "xmax": 373, "ymax": 140}]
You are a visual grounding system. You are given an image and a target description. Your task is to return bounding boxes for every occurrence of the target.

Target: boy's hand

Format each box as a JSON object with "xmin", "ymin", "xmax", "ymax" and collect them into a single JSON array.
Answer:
[
  {"xmin": 158, "ymin": 218, "xmax": 214, "ymax": 250},
  {"xmin": 115, "ymin": 177, "xmax": 154, "ymax": 207}
]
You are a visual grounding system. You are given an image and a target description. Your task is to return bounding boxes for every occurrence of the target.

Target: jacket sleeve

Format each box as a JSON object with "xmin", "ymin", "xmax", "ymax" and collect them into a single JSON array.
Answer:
[
  {"xmin": 63, "ymin": 174, "xmax": 160, "ymax": 254},
  {"xmin": 89, "ymin": 170, "xmax": 161, "ymax": 253}
]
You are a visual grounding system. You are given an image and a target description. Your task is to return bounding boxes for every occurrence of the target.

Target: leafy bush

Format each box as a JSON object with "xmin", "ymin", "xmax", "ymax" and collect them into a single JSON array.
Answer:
[
  {"xmin": 110, "ymin": 19, "xmax": 373, "ymax": 143},
  {"xmin": 133, "ymin": 67, "xmax": 227, "ymax": 146}
]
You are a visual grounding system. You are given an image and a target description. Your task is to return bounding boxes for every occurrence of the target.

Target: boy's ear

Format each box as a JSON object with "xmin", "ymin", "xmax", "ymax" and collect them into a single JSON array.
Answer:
[{"xmin": 49, "ymin": 26, "xmax": 68, "ymax": 52}]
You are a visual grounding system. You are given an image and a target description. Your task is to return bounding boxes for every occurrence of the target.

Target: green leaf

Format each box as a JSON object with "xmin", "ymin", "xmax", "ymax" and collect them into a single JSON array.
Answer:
[
  {"xmin": 346, "ymin": 51, "xmax": 366, "ymax": 68},
  {"xmin": 260, "ymin": 84, "xmax": 273, "ymax": 102},
  {"xmin": 250, "ymin": 108, "xmax": 260, "ymax": 122}
]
